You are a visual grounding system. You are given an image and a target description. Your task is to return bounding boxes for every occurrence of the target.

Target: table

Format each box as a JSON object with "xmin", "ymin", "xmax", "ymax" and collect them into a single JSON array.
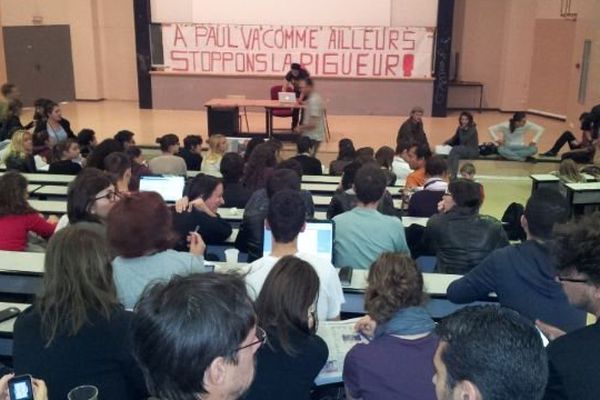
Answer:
[
  {"xmin": 31, "ymin": 185, "xmax": 68, "ymax": 197},
  {"xmin": 448, "ymin": 80, "xmax": 484, "ymax": 113},
  {"xmin": 205, "ymin": 98, "xmax": 304, "ymax": 137},
  {"xmin": 530, "ymin": 174, "xmax": 560, "ymax": 194},
  {"xmin": 0, "ymin": 172, "xmax": 75, "ymax": 185},
  {"xmin": 29, "ymin": 200, "xmax": 67, "ymax": 214},
  {"xmin": 564, "ymin": 182, "xmax": 600, "ymax": 216},
  {"xmin": 312, "ymin": 195, "xmax": 403, "ymax": 209},
  {"xmin": 302, "ymin": 183, "xmax": 403, "ymax": 196}
]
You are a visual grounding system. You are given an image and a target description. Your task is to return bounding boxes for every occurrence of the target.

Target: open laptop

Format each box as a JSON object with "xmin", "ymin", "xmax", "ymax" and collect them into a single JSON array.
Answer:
[
  {"xmin": 262, "ymin": 220, "xmax": 334, "ymax": 262},
  {"xmin": 139, "ymin": 176, "xmax": 185, "ymax": 203},
  {"xmin": 278, "ymin": 92, "xmax": 296, "ymax": 103}
]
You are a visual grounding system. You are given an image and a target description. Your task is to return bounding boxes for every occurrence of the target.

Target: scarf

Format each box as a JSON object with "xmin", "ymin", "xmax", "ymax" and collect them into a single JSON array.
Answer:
[{"xmin": 375, "ymin": 306, "xmax": 435, "ymax": 338}]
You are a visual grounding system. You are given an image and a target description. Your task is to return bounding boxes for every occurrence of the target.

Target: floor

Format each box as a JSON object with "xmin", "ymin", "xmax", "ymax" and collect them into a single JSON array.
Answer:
[{"xmin": 24, "ymin": 100, "xmax": 572, "ymax": 218}]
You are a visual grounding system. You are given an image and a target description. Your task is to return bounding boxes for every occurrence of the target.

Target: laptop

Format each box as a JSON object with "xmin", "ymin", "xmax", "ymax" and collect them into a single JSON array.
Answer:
[
  {"xmin": 139, "ymin": 176, "xmax": 185, "ymax": 203},
  {"xmin": 263, "ymin": 221, "xmax": 334, "ymax": 262},
  {"xmin": 278, "ymin": 92, "xmax": 296, "ymax": 103}
]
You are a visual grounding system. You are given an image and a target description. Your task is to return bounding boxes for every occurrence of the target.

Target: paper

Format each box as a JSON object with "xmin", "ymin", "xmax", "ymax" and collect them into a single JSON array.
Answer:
[{"xmin": 435, "ymin": 144, "xmax": 453, "ymax": 155}]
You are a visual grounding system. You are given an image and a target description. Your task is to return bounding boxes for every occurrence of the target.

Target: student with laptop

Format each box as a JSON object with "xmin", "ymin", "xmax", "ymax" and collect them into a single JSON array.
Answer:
[
  {"xmin": 294, "ymin": 78, "xmax": 325, "ymax": 156},
  {"xmin": 243, "ymin": 189, "xmax": 344, "ymax": 321},
  {"xmin": 333, "ymin": 164, "xmax": 409, "ymax": 269},
  {"xmin": 282, "ymin": 63, "xmax": 310, "ymax": 130}
]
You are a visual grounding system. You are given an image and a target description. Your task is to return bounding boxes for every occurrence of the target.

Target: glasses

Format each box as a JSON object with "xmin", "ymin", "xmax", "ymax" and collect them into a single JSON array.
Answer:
[
  {"xmin": 236, "ymin": 326, "xmax": 267, "ymax": 352},
  {"xmin": 94, "ymin": 190, "xmax": 121, "ymax": 202},
  {"xmin": 556, "ymin": 275, "xmax": 589, "ymax": 284}
]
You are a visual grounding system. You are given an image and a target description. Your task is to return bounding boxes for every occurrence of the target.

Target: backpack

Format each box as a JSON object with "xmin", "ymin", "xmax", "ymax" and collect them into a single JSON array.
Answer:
[{"xmin": 501, "ymin": 202, "xmax": 526, "ymax": 242}]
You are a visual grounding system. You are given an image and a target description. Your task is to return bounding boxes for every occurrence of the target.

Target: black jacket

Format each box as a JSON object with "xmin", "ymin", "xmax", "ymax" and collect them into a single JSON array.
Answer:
[
  {"xmin": 397, "ymin": 118, "xmax": 429, "ymax": 148},
  {"xmin": 34, "ymin": 117, "xmax": 75, "ymax": 138},
  {"xmin": 178, "ymin": 148, "xmax": 202, "ymax": 171},
  {"xmin": 445, "ymin": 124, "xmax": 479, "ymax": 149},
  {"xmin": 293, "ymin": 154, "xmax": 322, "ymax": 175},
  {"xmin": 5, "ymin": 154, "xmax": 36, "ymax": 173},
  {"xmin": 423, "ymin": 208, "xmax": 509, "ymax": 274},
  {"xmin": 407, "ymin": 190, "xmax": 445, "ymax": 218},
  {"xmin": 0, "ymin": 115, "xmax": 23, "ymax": 141},
  {"xmin": 326, "ymin": 189, "xmax": 397, "ymax": 219},
  {"xmin": 171, "ymin": 208, "xmax": 233, "ymax": 250},
  {"xmin": 223, "ymin": 181, "xmax": 252, "ymax": 208},
  {"xmin": 49, "ymin": 160, "xmax": 82, "ymax": 175}
]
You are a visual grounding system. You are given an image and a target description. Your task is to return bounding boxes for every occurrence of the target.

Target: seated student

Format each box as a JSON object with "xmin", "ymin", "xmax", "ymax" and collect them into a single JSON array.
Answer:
[
  {"xmin": 0, "ymin": 83, "xmax": 20, "ymax": 121},
  {"xmin": 447, "ymin": 189, "xmax": 586, "ymax": 332},
  {"xmin": 172, "ymin": 174, "xmax": 232, "ymax": 249},
  {"xmin": 375, "ymin": 146, "xmax": 397, "ymax": 186},
  {"xmin": 0, "ymin": 374, "xmax": 47, "ymax": 400},
  {"xmin": 329, "ymin": 138, "xmax": 355, "ymax": 176},
  {"xmin": 542, "ymin": 112, "xmax": 597, "ymax": 162},
  {"xmin": 125, "ymin": 146, "xmax": 151, "ymax": 191},
  {"xmin": 404, "ymin": 144, "xmax": 431, "ymax": 190},
  {"xmin": 201, "ymin": 134, "xmax": 227, "ymax": 176},
  {"xmin": 0, "ymin": 171, "xmax": 57, "ymax": 251},
  {"xmin": 220, "ymin": 152, "xmax": 252, "ymax": 208},
  {"xmin": 132, "ymin": 273, "xmax": 261, "ymax": 400},
  {"xmin": 77, "ymin": 128, "xmax": 97, "ymax": 159},
  {"xmin": 149, "ymin": 133, "xmax": 187, "ymax": 176},
  {"xmin": 103, "ymin": 152, "xmax": 132, "ymax": 194},
  {"xmin": 113, "ymin": 130, "xmax": 135, "ymax": 150},
  {"xmin": 107, "ymin": 192, "xmax": 206, "ymax": 309},
  {"xmin": 489, "ymin": 112, "xmax": 544, "ymax": 161},
  {"xmin": 178, "ymin": 134, "xmax": 203, "ymax": 171},
  {"xmin": 459, "ymin": 162, "xmax": 486, "ymax": 201},
  {"xmin": 236, "ymin": 168, "xmax": 315, "ymax": 262},
  {"xmin": 327, "ymin": 161, "xmax": 396, "ymax": 219},
  {"xmin": 85, "ymin": 138, "xmax": 124, "ymax": 170},
  {"xmin": 423, "ymin": 179, "xmax": 508, "ymax": 274},
  {"xmin": 0, "ymin": 99, "xmax": 24, "ymax": 141},
  {"xmin": 407, "ymin": 155, "xmax": 448, "ymax": 218},
  {"xmin": 244, "ymin": 190, "xmax": 344, "ymax": 321},
  {"xmin": 38, "ymin": 101, "xmax": 75, "ymax": 145},
  {"xmin": 344, "ymin": 253, "xmax": 437, "ymax": 400},
  {"xmin": 48, "ymin": 139, "xmax": 82, "ymax": 175},
  {"xmin": 536, "ymin": 214, "xmax": 600, "ymax": 400},
  {"xmin": 292, "ymin": 136, "xmax": 323, "ymax": 175},
  {"xmin": 242, "ymin": 142, "xmax": 277, "ymax": 192},
  {"xmin": 552, "ymin": 158, "xmax": 586, "ymax": 184},
  {"xmin": 333, "ymin": 165, "xmax": 409, "ymax": 269},
  {"xmin": 444, "ymin": 111, "xmax": 479, "ymax": 178},
  {"xmin": 433, "ymin": 306, "xmax": 548, "ymax": 400},
  {"xmin": 32, "ymin": 130, "xmax": 52, "ymax": 165},
  {"xmin": 13, "ymin": 225, "xmax": 148, "ymax": 400},
  {"xmin": 244, "ymin": 137, "xmax": 264, "ymax": 163},
  {"xmin": 396, "ymin": 106, "xmax": 429, "ymax": 150},
  {"xmin": 244, "ymin": 256, "xmax": 328, "ymax": 400},
  {"xmin": 392, "ymin": 141, "xmax": 417, "ymax": 181},
  {"xmin": 3, "ymin": 130, "xmax": 36, "ymax": 173},
  {"xmin": 355, "ymin": 146, "xmax": 375, "ymax": 163}
]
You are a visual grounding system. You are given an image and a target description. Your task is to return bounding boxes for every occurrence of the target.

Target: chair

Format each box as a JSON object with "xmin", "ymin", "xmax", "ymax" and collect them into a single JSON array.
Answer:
[
  {"xmin": 270, "ymin": 85, "xmax": 294, "ymax": 119},
  {"xmin": 226, "ymin": 94, "xmax": 250, "ymax": 133}
]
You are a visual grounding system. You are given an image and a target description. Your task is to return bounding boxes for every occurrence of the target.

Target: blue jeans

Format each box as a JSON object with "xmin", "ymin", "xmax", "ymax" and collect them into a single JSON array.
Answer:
[{"xmin": 498, "ymin": 145, "xmax": 537, "ymax": 161}]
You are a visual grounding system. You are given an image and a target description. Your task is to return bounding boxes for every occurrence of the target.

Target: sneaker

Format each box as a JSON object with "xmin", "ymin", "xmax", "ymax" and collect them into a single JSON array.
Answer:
[{"xmin": 540, "ymin": 151, "xmax": 557, "ymax": 157}]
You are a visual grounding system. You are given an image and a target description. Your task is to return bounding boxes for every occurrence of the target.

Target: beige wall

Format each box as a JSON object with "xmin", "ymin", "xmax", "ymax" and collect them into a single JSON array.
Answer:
[{"xmin": 0, "ymin": 0, "xmax": 137, "ymax": 101}]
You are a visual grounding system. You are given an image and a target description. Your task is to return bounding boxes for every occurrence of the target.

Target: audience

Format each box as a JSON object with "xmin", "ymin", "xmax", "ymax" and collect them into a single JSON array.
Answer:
[
  {"xmin": 538, "ymin": 213, "xmax": 600, "ymax": 400},
  {"xmin": 375, "ymin": 146, "xmax": 397, "ymax": 186},
  {"xmin": 85, "ymin": 138, "xmax": 124, "ymax": 170},
  {"xmin": 444, "ymin": 111, "xmax": 479, "ymax": 178},
  {"xmin": 48, "ymin": 139, "xmax": 82, "ymax": 175},
  {"xmin": 244, "ymin": 137, "xmax": 264, "ymax": 163},
  {"xmin": 333, "ymin": 165, "xmax": 409, "ymax": 268},
  {"xmin": 132, "ymin": 273, "xmax": 260, "ymax": 400},
  {"xmin": 113, "ymin": 130, "xmax": 136, "ymax": 150},
  {"xmin": 12, "ymin": 225, "xmax": 147, "ymax": 400},
  {"xmin": 37, "ymin": 100, "xmax": 74, "ymax": 145},
  {"xmin": 422, "ymin": 179, "xmax": 508, "ymax": 274},
  {"xmin": 459, "ymin": 162, "xmax": 476, "ymax": 180},
  {"xmin": 201, "ymin": 134, "xmax": 227, "ymax": 176},
  {"xmin": 108, "ymin": 191, "xmax": 206, "ymax": 309},
  {"xmin": 32, "ymin": 130, "xmax": 52, "ymax": 165},
  {"xmin": 396, "ymin": 106, "xmax": 429, "ymax": 150},
  {"xmin": 345, "ymin": 253, "xmax": 437, "ymax": 400},
  {"xmin": 392, "ymin": 141, "xmax": 417, "ymax": 181},
  {"xmin": 244, "ymin": 190, "xmax": 344, "ymax": 321},
  {"xmin": 172, "ymin": 174, "xmax": 232, "ymax": 249},
  {"xmin": 489, "ymin": 112, "xmax": 544, "ymax": 161},
  {"xmin": 329, "ymin": 138, "xmax": 355, "ymax": 176},
  {"xmin": 327, "ymin": 161, "xmax": 396, "ymax": 219},
  {"xmin": 0, "ymin": 99, "xmax": 24, "ymax": 141},
  {"xmin": 77, "ymin": 128, "xmax": 97, "ymax": 159},
  {"xmin": 3, "ymin": 130, "xmax": 36, "ymax": 172},
  {"xmin": 293, "ymin": 136, "xmax": 323, "ymax": 175},
  {"xmin": 405, "ymin": 144, "xmax": 431, "ymax": 190},
  {"xmin": 0, "ymin": 171, "xmax": 57, "ymax": 251},
  {"xmin": 220, "ymin": 152, "xmax": 252, "ymax": 208},
  {"xmin": 178, "ymin": 134, "xmax": 203, "ymax": 171},
  {"xmin": 447, "ymin": 189, "xmax": 586, "ymax": 332},
  {"xmin": 149, "ymin": 133, "xmax": 186, "ymax": 176},
  {"xmin": 553, "ymin": 158, "xmax": 585, "ymax": 183},
  {"xmin": 407, "ymin": 155, "xmax": 448, "ymax": 218},
  {"xmin": 433, "ymin": 306, "xmax": 548, "ymax": 400},
  {"xmin": 355, "ymin": 146, "xmax": 375, "ymax": 163},
  {"xmin": 245, "ymin": 256, "xmax": 328, "ymax": 400},
  {"xmin": 125, "ymin": 145, "xmax": 151, "ymax": 191},
  {"xmin": 0, "ymin": 82, "xmax": 20, "ymax": 121},
  {"xmin": 103, "ymin": 152, "xmax": 132, "ymax": 194},
  {"xmin": 242, "ymin": 142, "xmax": 277, "ymax": 192}
]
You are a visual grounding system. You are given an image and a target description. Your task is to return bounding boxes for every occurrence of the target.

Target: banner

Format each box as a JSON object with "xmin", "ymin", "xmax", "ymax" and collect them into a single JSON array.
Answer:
[{"xmin": 160, "ymin": 24, "xmax": 435, "ymax": 79}]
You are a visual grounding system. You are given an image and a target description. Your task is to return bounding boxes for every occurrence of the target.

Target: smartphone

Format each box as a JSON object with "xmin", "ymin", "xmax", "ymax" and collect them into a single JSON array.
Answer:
[
  {"xmin": 0, "ymin": 307, "xmax": 21, "ymax": 323},
  {"xmin": 338, "ymin": 267, "xmax": 353, "ymax": 286},
  {"xmin": 8, "ymin": 374, "xmax": 34, "ymax": 400}
]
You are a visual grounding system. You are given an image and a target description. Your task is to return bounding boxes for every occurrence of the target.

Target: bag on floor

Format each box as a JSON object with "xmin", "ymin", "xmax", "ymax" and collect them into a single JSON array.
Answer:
[
  {"xmin": 479, "ymin": 142, "xmax": 498, "ymax": 156},
  {"xmin": 501, "ymin": 202, "xmax": 526, "ymax": 242}
]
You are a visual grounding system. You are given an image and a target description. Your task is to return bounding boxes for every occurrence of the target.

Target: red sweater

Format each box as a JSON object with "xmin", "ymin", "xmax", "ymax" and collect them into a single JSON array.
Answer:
[{"xmin": 0, "ymin": 214, "xmax": 56, "ymax": 251}]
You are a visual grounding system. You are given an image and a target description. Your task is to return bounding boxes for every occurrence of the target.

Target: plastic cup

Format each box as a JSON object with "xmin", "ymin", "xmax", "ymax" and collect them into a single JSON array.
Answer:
[
  {"xmin": 225, "ymin": 248, "xmax": 240, "ymax": 264},
  {"xmin": 68, "ymin": 385, "xmax": 98, "ymax": 400}
]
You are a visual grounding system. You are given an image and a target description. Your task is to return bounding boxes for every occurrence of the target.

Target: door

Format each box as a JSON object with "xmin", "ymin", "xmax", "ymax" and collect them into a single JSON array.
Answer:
[{"xmin": 3, "ymin": 25, "xmax": 76, "ymax": 106}]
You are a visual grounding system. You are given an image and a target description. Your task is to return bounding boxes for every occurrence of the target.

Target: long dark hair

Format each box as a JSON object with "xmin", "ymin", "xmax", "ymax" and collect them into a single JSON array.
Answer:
[
  {"xmin": 509, "ymin": 112, "xmax": 527, "ymax": 133},
  {"xmin": 156, "ymin": 133, "xmax": 179, "ymax": 153},
  {"xmin": 255, "ymin": 256, "xmax": 320, "ymax": 355},
  {"xmin": 37, "ymin": 224, "xmax": 120, "ymax": 346},
  {"xmin": 86, "ymin": 139, "xmax": 124, "ymax": 170},
  {"xmin": 188, "ymin": 174, "xmax": 222, "ymax": 201},
  {"xmin": 337, "ymin": 138, "xmax": 355, "ymax": 161},
  {"xmin": 458, "ymin": 111, "xmax": 475, "ymax": 127},
  {"xmin": 242, "ymin": 142, "xmax": 277, "ymax": 191},
  {"xmin": 67, "ymin": 168, "xmax": 113, "ymax": 224},
  {"xmin": 0, "ymin": 171, "xmax": 35, "ymax": 217}
]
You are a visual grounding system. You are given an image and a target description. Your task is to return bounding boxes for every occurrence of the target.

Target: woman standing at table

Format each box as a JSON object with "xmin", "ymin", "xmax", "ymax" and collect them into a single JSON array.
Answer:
[
  {"xmin": 0, "ymin": 171, "xmax": 57, "ymax": 251},
  {"xmin": 488, "ymin": 112, "xmax": 544, "ymax": 161}
]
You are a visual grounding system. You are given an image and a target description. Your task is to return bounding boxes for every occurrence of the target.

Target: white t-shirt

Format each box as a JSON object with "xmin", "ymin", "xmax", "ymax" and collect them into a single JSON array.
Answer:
[
  {"xmin": 392, "ymin": 156, "xmax": 412, "ymax": 182},
  {"xmin": 243, "ymin": 252, "xmax": 345, "ymax": 321}
]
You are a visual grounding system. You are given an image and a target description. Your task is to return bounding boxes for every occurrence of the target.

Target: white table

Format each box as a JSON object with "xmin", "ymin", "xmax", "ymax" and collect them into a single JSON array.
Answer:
[
  {"xmin": 564, "ymin": 182, "xmax": 600, "ymax": 216},
  {"xmin": 29, "ymin": 200, "xmax": 67, "ymax": 214},
  {"xmin": 32, "ymin": 185, "xmax": 69, "ymax": 197},
  {"xmin": 0, "ymin": 172, "xmax": 75, "ymax": 185},
  {"xmin": 312, "ymin": 195, "xmax": 403, "ymax": 209}
]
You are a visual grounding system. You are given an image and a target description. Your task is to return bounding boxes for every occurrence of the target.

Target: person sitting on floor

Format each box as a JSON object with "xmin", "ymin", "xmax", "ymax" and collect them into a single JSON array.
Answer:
[
  {"xmin": 422, "ymin": 179, "xmax": 508, "ymax": 274},
  {"xmin": 542, "ymin": 112, "xmax": 598, "ymax": 162},
  {"xmin": 447, "ymin": 188, "xmax": 586, "ymax": 333},
  {"xmin": 48, "ymin": 139, "xmax": 82, "ymax": 175},
  {"xmin": 333, "ymin": 164, "xmax": 409, "ymax": 269},
  {"xmin": 444, "ymin": 111, "xmax": 479, "ymax": 178},
  {"xmin": 292, "ymin": 136, "xmax": 323, "ymax": 175},
  {"xmin": 149, "ymin": 133, "xmax": 187, "ymax": 176},
  {"xmin": 178, "ymin": 134, "xmax": 203, "ymax": 171},
  {"xmin": 375, "ymin": 146, "xmax": 398, "ymax": 186},
  {"xmin": 329, "ymin": 138, "xmax": 355, "ymax": 176},
  {"xmin": 220, "ymin": 152, "xmax": 252, "ymax": 208},
  {"xmin": 488, "ymin": 112, "xmax": 544, "ymax": 161},
  {"xmin": 407, "ymin": 155, "xmax": 448, "ymax": 218}
]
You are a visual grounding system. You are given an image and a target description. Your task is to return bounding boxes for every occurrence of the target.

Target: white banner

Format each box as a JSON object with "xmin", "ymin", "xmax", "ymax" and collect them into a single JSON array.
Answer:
[{"xmin": 160, "ymin": 24, "xmax": 435, "ymax": 79}]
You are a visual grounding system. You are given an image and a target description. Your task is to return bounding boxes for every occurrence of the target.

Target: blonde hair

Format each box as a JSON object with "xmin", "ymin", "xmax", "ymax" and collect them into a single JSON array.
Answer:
[
  {"xmin": 556, "ymin": 159, "xmax": 585, "ymax": 183},
  {"xmin": 2, "ymin": 130, "xmax": 31, "ymax": 163},
  {"xmin": 205, "ymin": 134, "xmax": 226, "ymax": 163}
]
